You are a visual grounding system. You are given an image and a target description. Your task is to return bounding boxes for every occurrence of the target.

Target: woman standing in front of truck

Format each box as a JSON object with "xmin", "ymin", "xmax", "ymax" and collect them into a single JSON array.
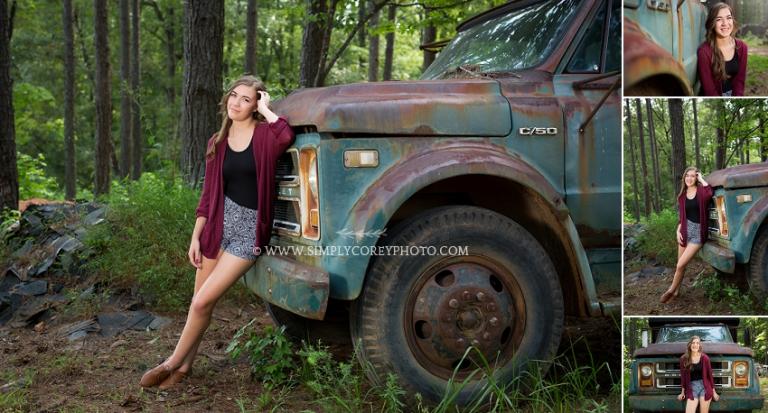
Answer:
[
  {"xmin": 678, "ymin": 336, "xmax": 719, "ymax": 413},
  {"xmin": 697, "ymin": 2, "xmax": 748, "ymax": 96},
  {"xmin": 661, "ymin": 167, "xmax": 712, "ymax": 303},
  {"xmin": 138, "ymin": 75, "xmax": 294, "ymax": 389}
]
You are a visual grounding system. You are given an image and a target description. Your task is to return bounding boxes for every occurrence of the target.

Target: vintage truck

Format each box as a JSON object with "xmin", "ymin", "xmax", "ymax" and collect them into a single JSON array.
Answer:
[
  {"xmin": 628, "ymin": 318, "xmax": 763, "ymax": 412},
  {"xmin": 243, "ymin": 0, "xmax": 621, "ymax": 403},
  {"xmin": 701, "ymin": 164, "xmax": 768, "ymax": 297},
  {"xmin": 623, "ymin": 0, "xmax": 707, "ymax": 95}
]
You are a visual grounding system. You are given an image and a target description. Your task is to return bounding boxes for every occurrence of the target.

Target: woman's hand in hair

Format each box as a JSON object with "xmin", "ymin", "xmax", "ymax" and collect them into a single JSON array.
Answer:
[
  {"xmin": 256, "ymin": 91, "xmax": 279, "ymax": 123},
  {"xmin": 697, "ymin": 172, "xmax": 710, "ymax": 187}
]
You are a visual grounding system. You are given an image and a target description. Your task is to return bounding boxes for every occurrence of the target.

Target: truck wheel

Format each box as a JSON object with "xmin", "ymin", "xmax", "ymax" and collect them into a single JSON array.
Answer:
[
  {"xmin": 748, "ymin": 227, "xmax": 768, "ymax": 299},
  {"xmin": 350, "ymin": 206, "xmax": 564, "ymax": 404},
  {"xmin": 267, "ymin": 300, "xmax": 352, "ymax": 347}
]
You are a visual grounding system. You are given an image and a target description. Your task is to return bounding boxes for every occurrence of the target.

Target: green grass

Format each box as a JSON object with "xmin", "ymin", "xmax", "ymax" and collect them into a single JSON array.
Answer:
[
  {"xmin": 228, "ymin": 320, "xmax": 618, "ymax": 412},
  {"xmin": 693, "ymin": 272, "xmax": 768, "ymax": 314},
  {"xmin": 84, "ymin": 173, "xmax": 199, "ymax": 311}
]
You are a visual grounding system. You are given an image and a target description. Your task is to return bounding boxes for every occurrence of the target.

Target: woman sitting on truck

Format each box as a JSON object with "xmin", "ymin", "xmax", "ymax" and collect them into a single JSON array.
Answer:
[
  {"xmin": 138, "ymin": 75, "xmax": 294, "ymax": 389},
  {"xmin": 678, "ymin": 336, "xmax": 719, "ymax": 412},
  {"xmin": 661, "ymin": 167, "xmax": 712, "ymax": 303},
  {"xmin": 697, "ymin": 2, "xmax": 747, "ymax": 96}
]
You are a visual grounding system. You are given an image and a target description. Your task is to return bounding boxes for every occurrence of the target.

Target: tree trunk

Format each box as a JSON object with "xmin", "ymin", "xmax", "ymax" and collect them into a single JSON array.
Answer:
[
  {"xmin": 693, "ymin": 99, "xmax": 701, "ymax": 169},
  {"xmin": 626, "ymin": 100, "xmax": 640, "ymax": 223},
  {"xmin": 367, "ymin": 1, "xmax": 379, "ymax": 82},
  {"xmin": 382, "ymin": 4, "xmax": 395, "ymax": 81},
  {"xmin": 299, "ymin": 0, "xmax": 327, "ymax": 88},
  {"xmin": 422, "ymin": 12, "xmax": 436, "ymax": 72},
  {"xmin": 245, "ymin": 0, "xmax": 258, "ymax": 75},
  {"xmin": 716, "ymin": 101, "xmax": 726, "ymax": 169},
  {"xmin": 357, "ymin": 0, "xmax": 366, "ymax": 67},
  {"xmin": 130, "ymin": 0, "xmax": 141, "ymax": 180},
  {"xmin": 94, "ymin": 0, "xmax": 112, "ymax": 196},
  {"xmin": 669, "ymin": 99, "xmax": 687, "ymax": 198},
  {"xmin": 761, "ymin": 104, "xmax": 767, "ymax": 162},
  {"xmin": 0, "ymin": 0, "xmax": 18, "ymax": 210},
  {"xmin": 119, "ymin": 0, "xmax": 132, "ymax": 179},
  {"xmin": 635, "ymin": 99, "xmax": 652, "ymax": 218},
  {"xmin": 180, "ymin": 0, "xmax": 224, "ymax": 186},
  {"xmin": 646, "ymin": 99, "xmax": 662, "ymax": 213},
  {"xmin": 63, "ymin": 0, "xmax": 76, "ymax": 200},
  {"xmin": 166, "ymin": 6, "xmax": 176, "ymax": 106}
]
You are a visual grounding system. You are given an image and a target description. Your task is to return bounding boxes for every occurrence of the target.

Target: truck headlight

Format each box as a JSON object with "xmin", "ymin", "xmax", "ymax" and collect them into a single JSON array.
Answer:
[
  {"xmin": 715, "ymin": 196, "xmax": 728, "ymax": 237},
  {"xmin": 639, "ymin": 363, "xmax": 654, "ymax": 388},
  {"xmin": 734, "ymin": 361, "xmax": 749, "ymax": 387},
  {"xmin": 299, "ymin": 148, "xmax": 320, "ymax": 240}
]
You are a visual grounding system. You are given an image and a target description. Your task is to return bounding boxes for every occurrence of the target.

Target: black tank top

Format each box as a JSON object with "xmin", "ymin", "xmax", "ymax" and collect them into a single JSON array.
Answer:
[
  {"xmin": 685, "ymin": 193, "xmax": 699, "ymax": 224},
  {"xmin": 690, "ymin": 360, "xmax": 703, "ymax": 381},
  {"xmin": 723, "ymin": 52, "xmax": 739, "ymax": 93},
  {"xmin": 223, "ymin": 139, "xmax": 259, "ymax": 209}
]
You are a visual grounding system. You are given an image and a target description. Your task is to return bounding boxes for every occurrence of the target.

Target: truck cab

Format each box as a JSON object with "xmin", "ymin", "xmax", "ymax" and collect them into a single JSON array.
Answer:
[
  {"xmin": 244, "ymin": 0, "xmax": 621, "ymax": 403},
  {"xmin": 628, "ymin": 318, "xmax": 763, "ymax": 412},
  {"xmin": 700, "ymin": 164, "xmax": 768, "ymax": 297}
]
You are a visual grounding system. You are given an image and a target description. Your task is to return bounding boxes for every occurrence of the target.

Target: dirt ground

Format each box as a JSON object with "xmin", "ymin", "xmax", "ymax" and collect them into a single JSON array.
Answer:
[
  {"xmin": 624, "ymin": 258, "xmax": 739, "ymax": 316},
  {"xmin": 0, "ymin": 291, "xmax": 620, "ymax": 412}
]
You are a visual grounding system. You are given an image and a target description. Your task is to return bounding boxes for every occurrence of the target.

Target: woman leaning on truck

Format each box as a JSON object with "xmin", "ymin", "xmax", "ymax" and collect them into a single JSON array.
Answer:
[
  {"xmin": 697, "ymin": 2, "xmax": 747, "ymax": 96},
  {"xmin": 138, "ymin": 75, "xmax": 295, "ymax": 389},
  {"xmin": 678, "ymin": 336, "xmax": 719, "ymax": 413},
  {"xmin": 661, "ymin": 167, "xmax": 712, "ymax": 303}
]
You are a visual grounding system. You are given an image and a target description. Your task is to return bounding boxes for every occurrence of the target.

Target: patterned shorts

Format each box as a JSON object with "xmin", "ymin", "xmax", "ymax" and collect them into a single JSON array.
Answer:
[
  {"xmin": 221, "ymin": 196, "xmax": 258, "ymax": 261},
  {"xmin": 690, "ymin": 379, "xmax": 706, "ymax": 399},
  {"xmin": 686, "ymin": 220, "xmax": 702, "ymax": 245}
]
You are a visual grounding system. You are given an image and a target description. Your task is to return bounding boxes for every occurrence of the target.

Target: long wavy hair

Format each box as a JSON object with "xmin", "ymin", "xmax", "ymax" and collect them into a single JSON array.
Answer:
[
  {"xmin": 205, "ymin": 75, "xmax": 266, "ymax": 159},
  {"xmin": 677, "ymin": 166, "xmax": 700, "ymax": 199},
  {"xmin": 705, "ymin": 2, "xmax": 738, "ymax": 83},
  {"xmin": 682, "ymin": 335, "xmax": 703, "ymax": 369}
]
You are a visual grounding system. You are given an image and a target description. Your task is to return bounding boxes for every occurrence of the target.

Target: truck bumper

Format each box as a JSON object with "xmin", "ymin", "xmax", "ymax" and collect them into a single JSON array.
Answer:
[
  {"xmin": 242, "ymin": 255, "xmax": 329, "ymax": 320},
  {"xmin": 629, "ymin": 394, "xmax": 764, "ymax": 411},
  {"xmin": 701, "ymin": 240, "xmax": 736, "ymax": 274}
]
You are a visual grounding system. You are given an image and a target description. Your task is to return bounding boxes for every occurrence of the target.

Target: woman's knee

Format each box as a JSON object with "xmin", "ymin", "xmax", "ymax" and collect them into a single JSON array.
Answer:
[{"xmin": 190, "ymin": 295, "xmax": 215, "ymax": 315}]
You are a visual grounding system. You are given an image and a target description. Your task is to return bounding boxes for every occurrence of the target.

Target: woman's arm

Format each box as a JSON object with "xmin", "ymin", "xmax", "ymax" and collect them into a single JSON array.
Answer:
[
  {"xmin": 733, "ymin": 40, "xmax": 748, "ymax": 96},
  {"xmin": 677, "ymin": 223, "xmax": 683, "ymax": 245},
  {"xmin": 697, "ymin": 172, "xmax": 709, "ymax": 187},
  {"xmin": 698, "ymin": 45, "xmax": 719, "ymax": 96},
  {"xmin": 256, "ymin": 91, "xmax": 279, "ymax": 124}
]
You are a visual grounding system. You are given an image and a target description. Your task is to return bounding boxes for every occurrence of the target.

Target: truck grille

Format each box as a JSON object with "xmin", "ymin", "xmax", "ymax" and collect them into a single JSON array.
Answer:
[
  {"xmin": 708, "ymin": 207, "xmax": 720, "ymax": 236},
  {"xmin": 273, "ymin": 151, "xmax": 301, "ymax": 237},
  {"xmin": 653, "ymin": 359, "xmax": 733, "ymax": 389}
]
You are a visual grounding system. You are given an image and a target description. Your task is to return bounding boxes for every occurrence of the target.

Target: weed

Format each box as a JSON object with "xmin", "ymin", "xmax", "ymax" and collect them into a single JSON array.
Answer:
[
  {"xmin": 62, "ymin": 286, "xmax": 110, "ymax": 320},
  {"xmin": 226, "ymin": 320, "xmax": 296, "ymax": 389},
  {"xmin": 635, "ymin": 209, "xmax": 679, "ymax": 267}
]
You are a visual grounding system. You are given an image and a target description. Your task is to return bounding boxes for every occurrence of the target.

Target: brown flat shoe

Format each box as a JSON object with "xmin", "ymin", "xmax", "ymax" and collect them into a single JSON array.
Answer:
[
  {"xmin": 660, "ymin": 290, "xmax": 676, "ymax": 304},
  {"xmin": 158, "ymin": 370, "xmax": 187, "ymax": 390},
  {"xmin": 140, "ymin": 363, "xmax": 174, "ymax": 388}
]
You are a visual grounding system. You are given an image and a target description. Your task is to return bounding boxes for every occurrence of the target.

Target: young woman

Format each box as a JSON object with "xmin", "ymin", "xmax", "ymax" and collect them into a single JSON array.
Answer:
[
  {"xmin": 678, "ymin": 336, "xmax": 719, "ymax": 413},
  {"xmin": 139, "ymin": 75, "xmax": 294, "ymax": 389},
  {"xmin": 661, "ymin": 167, "xmax": 712, "ymax": 303},
  {"xmin": 697, "ymin": 2, "xmax": 747, "ymax": 96}
]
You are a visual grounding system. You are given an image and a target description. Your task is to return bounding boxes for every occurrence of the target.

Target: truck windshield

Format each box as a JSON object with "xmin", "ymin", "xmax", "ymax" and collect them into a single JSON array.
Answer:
[
  {"xmin": 656, "ymin": 326, "xmax": 734, "ymax": 343},
  {"xmin": 421, "ymin": 0, "xmax": 583, "ymax": 80}
]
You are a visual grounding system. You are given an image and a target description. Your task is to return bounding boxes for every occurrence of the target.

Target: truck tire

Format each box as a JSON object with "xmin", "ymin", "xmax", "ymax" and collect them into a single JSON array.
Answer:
[
  {"xmin": 350, "ymin": 206, "xmax": 564, "ymax": 404},
  {"xmin": 748, "ymin": 226, "xmax": 768, "ymax": 299}
]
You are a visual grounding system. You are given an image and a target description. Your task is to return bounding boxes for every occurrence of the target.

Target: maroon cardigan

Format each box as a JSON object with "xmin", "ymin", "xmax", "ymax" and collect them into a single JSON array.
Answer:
[
  {"xmin": 680, "ymin": 353, "xmax": 715, "ymax": 401},
  {"xmin": 697, "ymin": 39, "xmax": 747, "ymax": 96},
  {"xmin": 195, "ymin": 117, "xmax": 295, "ymax": 259},
  {"xmin": 677, "ymin": 184, "xmax": 713, "ymax": 248}
]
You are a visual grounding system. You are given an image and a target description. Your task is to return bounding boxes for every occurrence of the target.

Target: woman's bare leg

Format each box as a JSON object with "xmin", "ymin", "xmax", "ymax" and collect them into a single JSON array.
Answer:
[
  {"xmin": 685, "ymin": 398, "xmax": 699, "ymax": 413},
  {"xmin": 699, "ymin": 396, "xmax": 711, "ymax": 413},
  {"xmin": 662, "ymin": 243, "xmax": 703, "ymax": 302},
  {"xmin": 163, "ymin": 252, "xmax": 255, "ymax": 370},
  {"xmin": 175, "ymin": 249, "xmax": 224, "ymax": 374}
]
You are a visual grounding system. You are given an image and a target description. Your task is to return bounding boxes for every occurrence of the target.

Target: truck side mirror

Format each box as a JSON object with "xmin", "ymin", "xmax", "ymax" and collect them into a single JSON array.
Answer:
[{"xmin": 642, "ymin": 330, "xmax": 649, "ymax": 348}]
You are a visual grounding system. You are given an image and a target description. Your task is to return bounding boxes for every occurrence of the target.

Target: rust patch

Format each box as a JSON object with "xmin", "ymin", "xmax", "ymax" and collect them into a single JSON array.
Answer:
[
  {"xmin": 623, "ymin": 18, "xmax": 692, "ymax": 95},
  {"xmin": 707, "ymin": 164, "xmax": 768, "ymax": 189}
]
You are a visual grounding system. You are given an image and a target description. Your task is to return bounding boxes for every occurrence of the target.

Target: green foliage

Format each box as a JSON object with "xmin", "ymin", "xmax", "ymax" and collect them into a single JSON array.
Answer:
[
  {"xmin": 635, "ymin": 209, "xmax": 679, "ymax": 267},
  {"xmin": 16, "ymin": 152, "xmax": 60, "ymax": 200},
  {"xmin": 84, "ymin": 173, "xmax": 198, "ymax": 311},
  {"xmin": 227, "ymin": 320, "xmax": 297, "ymax": 389},
  {"xmin": 693, "ymin": 272, "xmax": 766, "ymax": 314}
]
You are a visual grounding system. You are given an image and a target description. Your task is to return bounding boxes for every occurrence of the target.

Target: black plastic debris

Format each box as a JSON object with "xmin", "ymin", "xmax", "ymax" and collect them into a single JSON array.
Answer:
[
  {"xmin": 60, "ymin": 318, "xmax": 101, "ymax": 341},
  {"xmin": 97, "ymin": 311, "xmax": 154, "ymax": 337},
  {"xmin": 9, "ymin": 280, "xmax": 48, "ymax": 296}
]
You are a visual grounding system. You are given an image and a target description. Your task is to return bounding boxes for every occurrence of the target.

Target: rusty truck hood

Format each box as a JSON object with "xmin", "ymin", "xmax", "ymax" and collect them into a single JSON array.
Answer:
[
  {"xmin": 634, "ymin": 342, "xmax": 753, "ymax": 357},
  {"xmin": 707, "ymin": 164, "xmax": 768, "ymax": 189},
  {"xmin": 273, "ymin": 79, "xmax": 512, "ymax": 136}
]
